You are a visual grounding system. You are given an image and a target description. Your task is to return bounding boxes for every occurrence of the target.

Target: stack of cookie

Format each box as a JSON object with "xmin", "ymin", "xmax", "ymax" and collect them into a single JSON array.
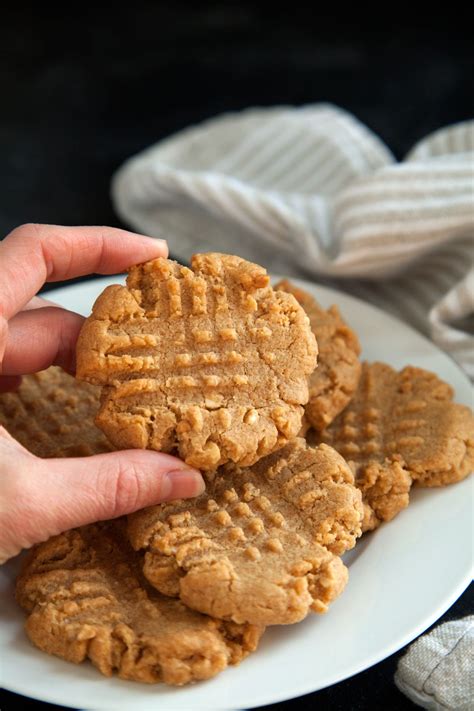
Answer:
[
  {"xmin": 2, "ymin": 253, "xmax": 473, "ymax": 687},
  {"xmin": 276, "ymin": 280, "xmax": 474, "ymax": 532}
]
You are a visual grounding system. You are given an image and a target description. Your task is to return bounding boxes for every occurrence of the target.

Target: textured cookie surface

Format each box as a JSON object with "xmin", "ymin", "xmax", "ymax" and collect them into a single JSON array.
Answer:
[
  {"xmin": 276, "ymin": 280, "xmax": 361, "ymax": 430},
  {"xmin": 16, "ymin": 521, "xmax": 263, "ymax": 686},
  {"xmin": 76, "ymin": 254, "xmax": 317, "ymax": 471},
  {"xmin": 128, "ymin": 439, "xmax": 363, "ymax": 625},
  {"xmin": 316, "ymin": 362, "xmax": 474, "ymax": 531},
  {"xmin": 0, "ymin": 367, "xmax": 113, "ymax": 457}
]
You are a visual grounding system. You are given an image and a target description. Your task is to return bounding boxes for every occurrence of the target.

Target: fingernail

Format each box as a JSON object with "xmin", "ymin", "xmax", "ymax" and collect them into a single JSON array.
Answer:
[
  {"xmin": 136, "ymin": 234, "xmax": 168, "ymax": 247},
  {"xmin": 162, "ymin": 469, "xmax": 205, "ymax": 501}
]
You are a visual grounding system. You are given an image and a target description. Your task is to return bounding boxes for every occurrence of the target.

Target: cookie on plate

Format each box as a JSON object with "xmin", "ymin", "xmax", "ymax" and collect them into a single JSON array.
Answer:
[
  {"xmin": 316, "ymin": 362, "xmax": 474, "ymax": 531},
  {"xmin": 0, "ymin": 367, "xmax": 113, "ymax": 457},
  {"xmin": 16, "ymin": 521, "xmax": 263, "ymax": 686},
  {"xmin": 276, "ymin": 280, "xmax": 361, "ymax": 431},
  {"xmin": 76, "ymin": 254, "xmax": 317, "ymax": 472},
  {"xmin": 127, "ymin": 438, "xmax": 363, "ymax": 626}
]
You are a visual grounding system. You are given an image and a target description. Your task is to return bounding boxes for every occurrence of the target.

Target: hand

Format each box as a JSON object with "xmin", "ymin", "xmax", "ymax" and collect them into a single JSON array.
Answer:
[{"xmin": 0, "ymin": 224, "xmax": 205, "ymax": 564}]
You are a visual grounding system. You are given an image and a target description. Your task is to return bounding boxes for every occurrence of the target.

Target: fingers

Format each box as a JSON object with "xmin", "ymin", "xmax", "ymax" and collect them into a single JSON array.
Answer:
[
  {"xmin": 1, "ymin": 306, "xmax": 84, "ymax": 375},
  {"xmin": 30, "ymin": 450, "xmax": 205, "ymax": 541},
  {"xmin": 0, "ymin": 224, "xmax": 168, "ymax": 320},
  {"xmin": 0, "ymin": 445, "xmax": 205, "ymax": 562}
]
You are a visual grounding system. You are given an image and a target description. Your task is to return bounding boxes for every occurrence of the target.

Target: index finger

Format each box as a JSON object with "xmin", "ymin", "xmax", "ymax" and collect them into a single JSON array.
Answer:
[{"xmin": 0, "ymin": 224, "xmax": 168, "ymax": 320}]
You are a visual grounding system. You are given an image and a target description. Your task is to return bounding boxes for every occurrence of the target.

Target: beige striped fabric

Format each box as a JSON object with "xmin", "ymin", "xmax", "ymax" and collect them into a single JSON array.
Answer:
[{"xmin": 112, "ymin": 105, "xmax": 474, "ymax": 377}]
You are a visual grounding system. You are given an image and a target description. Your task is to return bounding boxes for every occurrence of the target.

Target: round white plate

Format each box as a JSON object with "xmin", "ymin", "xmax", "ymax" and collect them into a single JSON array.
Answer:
[{"xmin": 1, "ymin": 275, "xmax": 472, "ymax": 711}]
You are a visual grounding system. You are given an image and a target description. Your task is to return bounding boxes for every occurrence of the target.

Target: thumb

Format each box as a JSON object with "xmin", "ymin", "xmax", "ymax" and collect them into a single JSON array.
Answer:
[{"xmin": 3, "ymin": 448, "xmax": 205, "ymax": 560}]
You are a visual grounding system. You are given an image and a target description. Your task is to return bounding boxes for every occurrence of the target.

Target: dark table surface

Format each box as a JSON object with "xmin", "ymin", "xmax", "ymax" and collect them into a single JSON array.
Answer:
[{"xmin": 1, "ymin": 3, "xmax": 473, "ymax": 709}]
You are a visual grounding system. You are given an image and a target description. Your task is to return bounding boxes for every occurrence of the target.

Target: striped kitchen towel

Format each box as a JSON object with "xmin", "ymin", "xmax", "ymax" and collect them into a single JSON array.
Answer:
[{"xmin": 112, "ymin": 105, "xmax": 474, "ymax": 377}]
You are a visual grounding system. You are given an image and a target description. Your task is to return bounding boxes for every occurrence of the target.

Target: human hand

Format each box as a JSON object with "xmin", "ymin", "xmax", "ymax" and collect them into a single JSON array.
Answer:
[{"xmin": 0, "ymin": 224, "xmax": 205, "ymax": 564}]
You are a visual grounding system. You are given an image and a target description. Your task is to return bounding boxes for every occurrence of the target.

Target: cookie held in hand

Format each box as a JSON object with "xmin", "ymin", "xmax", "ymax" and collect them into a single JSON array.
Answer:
[
  {"xmin": 316, "ymin": 362, "xmax": 474, "ymax": 531},
  {"xmin": 16, "ymin": 521, "xmax": 263, "ymax": 686},
  {"xmin": 127, "ymin": 438, "xmax": 363, "ymax": 626},
  {"xmin": 276, "ymin": 280, "xmax": 361, "ymax": 431},
  {"xmin": 76, "ymin": 254, "xmax": 317, "ymax": 472}
]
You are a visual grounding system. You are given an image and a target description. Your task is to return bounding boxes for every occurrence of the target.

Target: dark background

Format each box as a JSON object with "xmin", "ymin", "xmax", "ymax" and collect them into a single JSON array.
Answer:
[
  {"xmin": 1, "ymin": 3, "xmax": 473, "ymax": 709},
  {"xmin": 1, "ymin": 3, "xmax": 473, "ymax": 241}
]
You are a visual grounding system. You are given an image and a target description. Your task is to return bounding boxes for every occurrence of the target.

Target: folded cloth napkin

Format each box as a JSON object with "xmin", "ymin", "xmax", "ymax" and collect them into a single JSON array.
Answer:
[
  {"xmin": 112, "ymin": 105, "xmax": 474, "ymax": 377},
  {"xmin": 395, "ymin": 616, "xmax": 474, "ymax": 710}
]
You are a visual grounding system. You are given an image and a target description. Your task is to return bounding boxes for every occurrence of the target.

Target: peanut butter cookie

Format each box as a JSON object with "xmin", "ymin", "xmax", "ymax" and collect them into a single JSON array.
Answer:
[
  {"xmin": 0, "ymin": 367, "xmax": 113, "ymax": 457},
  {"xmin": 276, "ymin": 280, "xmax": 361, "ymax": 431},
  {"xmin": 16, "ymin": 521, "xmax": 263, "ymax": 686},
  {"xmin": 316, "ymin": 362, "xmax": 474, "ymax": 531},
  {"xmin": 76, "ymin": 254, "xmax": 317, "ymax": 472},
  {"xmin": 127, "ymin": 438, "xmax": 363, "ymax": 626}
]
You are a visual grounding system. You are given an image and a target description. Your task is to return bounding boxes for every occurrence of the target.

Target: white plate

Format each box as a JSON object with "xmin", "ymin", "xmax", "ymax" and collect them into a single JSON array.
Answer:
[{"xmin": 1, "ymin": 275, "xmax": 472, "ymax": 711}]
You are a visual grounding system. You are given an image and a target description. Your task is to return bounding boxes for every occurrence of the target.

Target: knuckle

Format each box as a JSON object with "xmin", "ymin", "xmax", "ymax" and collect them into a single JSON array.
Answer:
[
  {"xmin": 9, "ymin": 223, "xmax": 42, "ymax": 242},
  {"xmin": 102, "ymin": 457, "xmax": 144, "ymax": 517}
]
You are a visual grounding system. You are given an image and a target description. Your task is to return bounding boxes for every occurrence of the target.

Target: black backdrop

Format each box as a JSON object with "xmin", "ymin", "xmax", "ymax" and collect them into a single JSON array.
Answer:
[
  {"xmin": 1, "ymin": 3, "xmax": 473, "ymax": 240},
  {"xmin": 1, "ymin": 3, "xmax": 473, "ymax": 709}
]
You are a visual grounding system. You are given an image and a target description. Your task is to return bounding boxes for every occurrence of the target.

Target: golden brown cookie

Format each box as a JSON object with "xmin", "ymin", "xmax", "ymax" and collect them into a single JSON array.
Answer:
[
  {"xmin": 16, "ymin": 521, "xmax": 263, "ymax": 686},
  {"xmin": 0, "ymin": 367, "xmax": 113, "ymax": 457},
  {"xmin": 276, "ymin": 280, "xmax": 361, "ymax": 431},
  {"xmin": 76, "ymin": 254, "xmax": 317, "ymax": 472},
  {"xmin": 127, "ymin": 438, "xmax": 363, "ymax": 626},
  {"xmin": 316, "ymin": 362, "xmax": 474, "ymax": 531}
]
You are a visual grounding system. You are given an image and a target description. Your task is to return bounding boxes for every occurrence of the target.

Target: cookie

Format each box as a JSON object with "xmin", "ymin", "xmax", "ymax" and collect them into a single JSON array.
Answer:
[
  {"xmin": 276, "ymin": 280, "xmax": 361, "ymax": 431},
  {"xmin": 316, "ymin": 362, "xmax": 474, "ymax": 531},
  {"xmin": 0, "ymin": 367, "xmax": 113, "ymax": 457},
  {"xmin": 16, "ymin": 521, "xmax": 263, "ymax": 686},
  {"xmin": 76, "ymin": 254, "xmax": 317, "ymax": 472},
  {"xmin": 127, "ymin": 438, "xmax": 363, "ymax": 626}
]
